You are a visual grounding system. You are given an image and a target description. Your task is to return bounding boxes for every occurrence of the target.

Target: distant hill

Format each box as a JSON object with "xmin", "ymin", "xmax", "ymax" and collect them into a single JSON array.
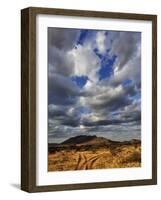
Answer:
[
  {"xmin": 61, "ymin": 135, "xmax": 141, "ymax": 146},
  {"xmin": 48, "ymin": 135, "xmax": 141, "ymax": 153},
  {"xmin": 49, "ymin": 135, "xmax": 141, "ymax": 146},
  {"xmin": 61, "ymin": 135, "xmax": 115, "ymax": 146}
]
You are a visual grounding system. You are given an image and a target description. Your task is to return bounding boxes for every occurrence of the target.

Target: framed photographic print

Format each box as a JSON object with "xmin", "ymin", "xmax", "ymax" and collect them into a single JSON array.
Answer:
[{"xmin": 21, "ymin": 7, "xmax": 157, "ymax": 192}]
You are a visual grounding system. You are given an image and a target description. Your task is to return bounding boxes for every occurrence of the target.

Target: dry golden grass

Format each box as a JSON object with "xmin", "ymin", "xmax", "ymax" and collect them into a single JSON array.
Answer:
[{"xmin": 48, "ymin": 143, "xmax": 141, "ymax": 171}]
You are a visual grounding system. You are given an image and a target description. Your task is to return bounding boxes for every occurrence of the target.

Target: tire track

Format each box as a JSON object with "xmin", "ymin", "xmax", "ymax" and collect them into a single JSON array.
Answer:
[
  {"xmin": 75, "ymin": 153, "xmax": 102, "ymax": 170},
  {"xmin": 75, "ymin": 153, "xmax": 87, "ymax": 170},
  {"xmin": 86, "ymin": 155, "xmax": 100, "ymax": 169}
]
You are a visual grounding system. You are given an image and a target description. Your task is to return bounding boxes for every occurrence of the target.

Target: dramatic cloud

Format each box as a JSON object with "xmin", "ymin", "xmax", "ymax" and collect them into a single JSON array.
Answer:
[
  {"xmin": 109, "ymin": 31, "xmax": 140, "ymax": 71},
  {"xmin": 48, "ymin": 28, "xmax": 80, "ymax": 51},
  {"xmin": 48, "ymin": 47, "xmax": 74, "ymax": 76},
  {"xmin": 48, "ymin": 27, "xmax": 141, "ymax": 143}
]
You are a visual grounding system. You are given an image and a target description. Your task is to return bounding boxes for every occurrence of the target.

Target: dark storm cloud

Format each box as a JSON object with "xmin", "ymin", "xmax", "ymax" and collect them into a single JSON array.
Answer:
[
  {"xmin": 136, "ymin": 81, "xmax": 141, "ymax": 90},
  {"xmin": 48, "ymin": 73, "xmax": 81, "ymax": 105},
  {"xmin": 93, "ymin": 95, "xmax": 131, "ymax": 111},
  {"xmin": 62, "ymin": 119, "xmax": 80, "ymax": 127},
  {"xmin": 82, "ymin": 111, "xmax": 141, "ymax": 127},
  {"xmin": 48, "ymin": 28, "xmax": 80, "ymax": 51},
  {"xmin": 48, "ymin": 28, "xmax": 85, "ymax": 106},
  {"xmin": 48, "ymin": 104, "xmax": 68, "ymax": 118},
  {"xmin": 48, "ymin": 47, "xmax": 74, "ymax": 76},
  {"xmin": 120, "ymin": 110, "xmax": 141, "ymax": 121},
  {"xmin": 110, "ymin": 31, "xmax": 141, "ymax": 71},
  {"xmin": 83, "ymin": 119, "xmax": 124, "ymax": 127},
  {"xmin": 48, "ymin": 100, "xmax": 141, "ymax": 129},
  {"xmin": 88, "ymin": 83, "xmax": 138, "ymax": 112},
  {"xmin": 48, "ymin": 125, "xmax": 73, "ymax": 141},
  {"xmin": 49, "ymin": 73, "xmax": 80, "ymax": 96},
  {"xmin": 48, "ymin": 28, "xmax": 81, "ymax": 77},
  {"xmin": 48, "ymin": 104, "xmax": 81, "ymax": 128}
]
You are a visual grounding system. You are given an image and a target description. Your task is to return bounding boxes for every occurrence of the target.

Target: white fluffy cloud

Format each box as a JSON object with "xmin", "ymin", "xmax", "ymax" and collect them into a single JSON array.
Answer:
[
  {"xmin": 69, "ymin": 44, "xmax": 100, "ymax": 81},
  {"xmin": 96, "ymin": 31, "xmax": 107, "ymax": 54}
]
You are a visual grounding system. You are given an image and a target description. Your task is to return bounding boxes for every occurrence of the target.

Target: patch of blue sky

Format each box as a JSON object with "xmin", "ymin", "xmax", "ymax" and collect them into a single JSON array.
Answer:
[
  {"xmin": 77, "ymin": 30, "xmax": 89, "ymax": 45},
  {"xmin": 122, "ymin": 79, "xmax": 133, "ymax": 87},
  {"xmin": 78, "ymin": 106, "xmax": 91, "ymax": 114},
  {"xmin": 122, "ymin": 79, "xmax": 141, "ymax": 102},
  {"xmin": 93, "ymin": 48, "xmax": 103, "ymax": 59},
  {"xmin": 111, "ymin": 111, "xmax": 119, "ymax": 116},
  {"xmin": 129, "ymin": 93, "xmax": 141, "ymax": 102},
  {"xmin": 94, "ymin": 48, "xmax": 111, "ymax": 59},
  {"xmin": 104, "ymin": 31, "xmax": 108, "ymax": 36},
  {"xmin": 77, "ymin": 29, "xmax": 97, "ymax": 46},
  {"xmin": 71, "ymin": 75, "xmax": 88, "ymax": 88},
  {"xmin": 98, "ymin": 54, "xmax": 117, "ymax": 81},
  {"xmin": 110, "ymin": 111, "xmax": 121, "ymax": 121}
]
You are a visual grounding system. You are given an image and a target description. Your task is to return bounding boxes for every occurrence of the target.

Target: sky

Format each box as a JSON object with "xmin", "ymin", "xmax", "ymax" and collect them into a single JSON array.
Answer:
[{"xmin": 48, "ymin": 27, "xmax": 141, "ymax": 143}]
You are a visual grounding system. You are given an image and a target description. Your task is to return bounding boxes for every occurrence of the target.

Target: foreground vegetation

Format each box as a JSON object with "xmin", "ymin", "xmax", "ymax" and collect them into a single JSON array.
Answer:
[{"xmin": 48, "ymin": 142, "xmax": 141, "ymax": 171}]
